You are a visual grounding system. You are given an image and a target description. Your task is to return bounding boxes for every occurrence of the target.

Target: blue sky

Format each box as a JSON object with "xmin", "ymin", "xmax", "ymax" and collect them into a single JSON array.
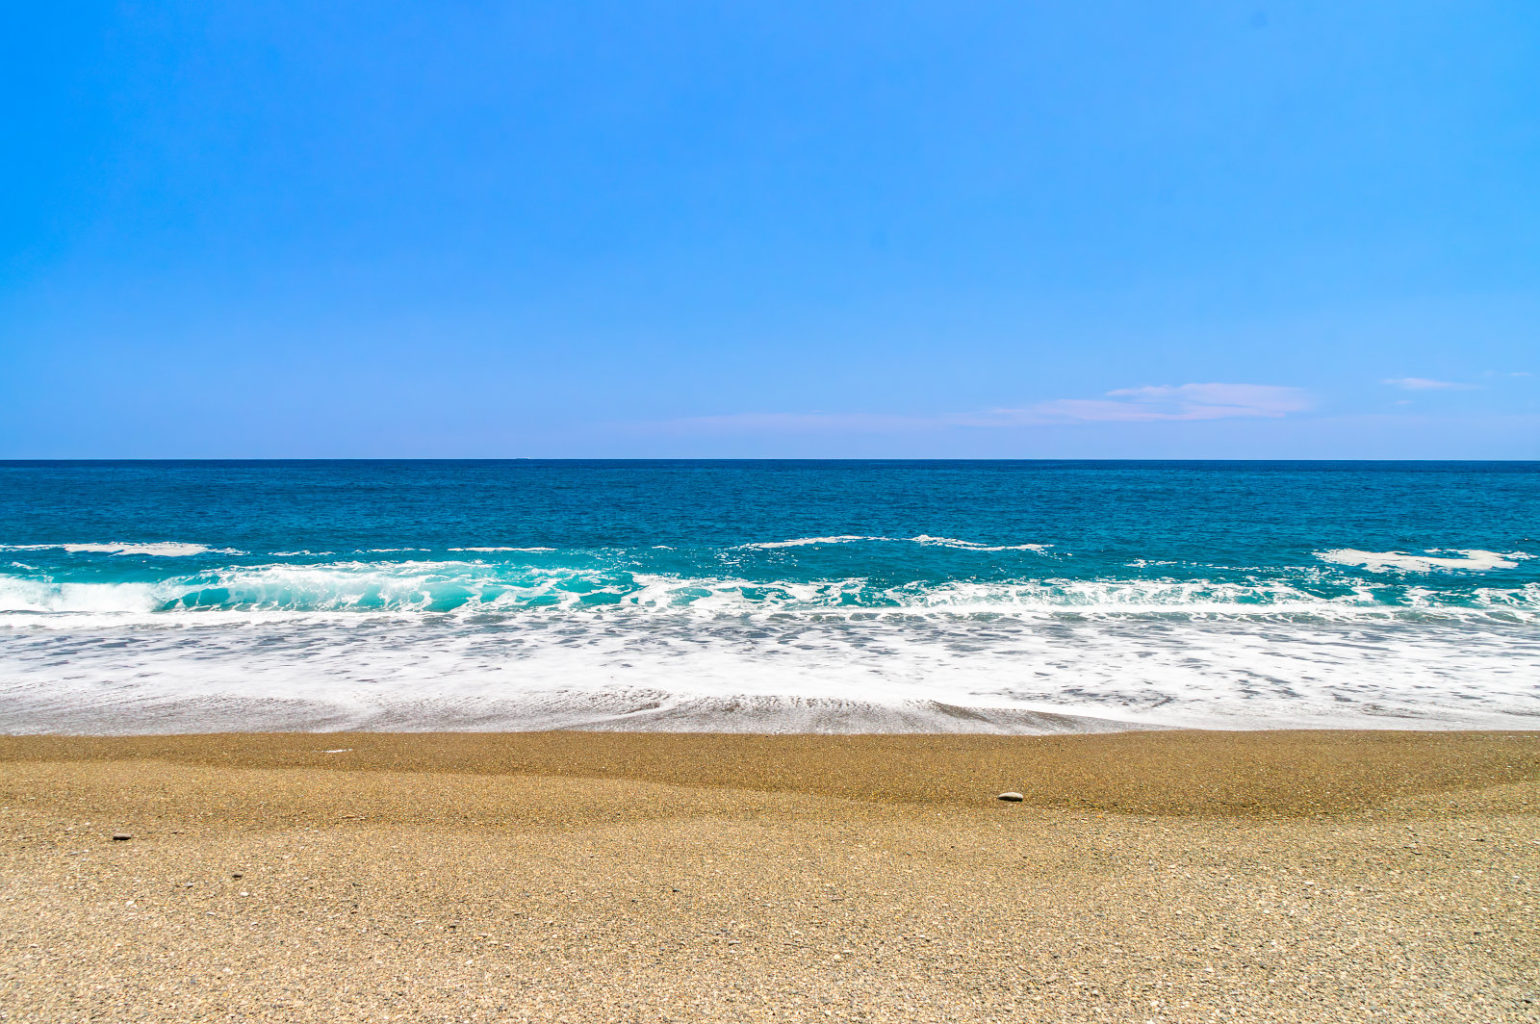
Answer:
[{"xmin": 3, "ymin": 1, "xmax": 1537, "ymax": 458}]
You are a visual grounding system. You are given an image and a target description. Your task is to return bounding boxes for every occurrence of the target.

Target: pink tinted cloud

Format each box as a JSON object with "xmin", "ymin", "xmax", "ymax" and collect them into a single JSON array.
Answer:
[
  {"xmin": 660, "ymin": 383, "xmax": 1312, "ymax": 433},
  {"xmin": 1382, "ymin": 377, "xmax": 1477, "ymax": 391},
  {"xmin": 975, "ymin": 383, "xmax": 1313, "ymax": 424}
]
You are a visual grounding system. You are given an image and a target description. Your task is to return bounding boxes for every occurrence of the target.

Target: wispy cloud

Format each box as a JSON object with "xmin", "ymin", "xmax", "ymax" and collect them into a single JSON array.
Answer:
[
  {"xmin": 1383, "ymin": 377, "xmax": 1477, "ymax": 391},
  {"xmin": 657, "ymin": 383, "xmax": 1312, "ymax": 434},
  {"xmin": 980, "ymin": 383, "xmax": 1312, "ymax": 424}
]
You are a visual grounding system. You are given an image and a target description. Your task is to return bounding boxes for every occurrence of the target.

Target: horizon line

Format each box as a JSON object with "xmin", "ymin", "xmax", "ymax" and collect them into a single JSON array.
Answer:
[{"xmin": 4, "ymin": 457, "xmax": 1538, "ymax": 465}]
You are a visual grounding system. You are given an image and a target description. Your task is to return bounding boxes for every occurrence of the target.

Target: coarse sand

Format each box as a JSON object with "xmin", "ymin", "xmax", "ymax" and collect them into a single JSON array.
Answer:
[{"xmin": 1, "ymin": 729, "xmax": 1537, "ymax": 1022}]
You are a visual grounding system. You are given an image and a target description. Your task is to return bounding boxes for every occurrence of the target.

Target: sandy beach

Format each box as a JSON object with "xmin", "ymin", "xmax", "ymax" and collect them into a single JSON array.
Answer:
[{"xmin": 2, "ymin": 730, "xmax": 1537, "ymax": 1023}]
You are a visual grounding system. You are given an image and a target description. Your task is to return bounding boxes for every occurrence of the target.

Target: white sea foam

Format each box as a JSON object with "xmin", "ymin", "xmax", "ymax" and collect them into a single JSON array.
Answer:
[
  {"xmin": 1, "ymin": 564, "xmax": 1536, "ymax": 624},
  {"xmin": 1, "ymin": 601, "xmax": 1535, "ymax": 734},
  {"xmin": 738, "ymin": 535, "xmax": 1051, "ymax": 552},
  {"xmin": 1316, "ymin": 548, "xmax": 1531, "ymax": 573},
  {"xmin": 2, "ymin": 553, "xmax": 1535, "ymax": 734},
  {"xmin": 0, "ymin": 577, "xmax": 163, "ymax": 615},
  {"xmin": 0, "ymin": 542, "xmax": 243, "ymax": 557},
  {"xmin": 738, "ymin": 535, "xmax": 885, "ymax": 549},
  {"xmin": 911, "ymin": 535, "xmax": 1052, "ymax": 552},
  {"xmin": 448, "ymin": 547, "xmax": 557, "ymax": 553}
]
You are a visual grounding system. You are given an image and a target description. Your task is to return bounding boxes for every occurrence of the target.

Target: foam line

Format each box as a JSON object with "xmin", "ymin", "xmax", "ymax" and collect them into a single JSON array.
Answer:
[
  {"xmin": 0, "ymin": 542, "xmax": 243, "ymax": 557},
  {"xmin": 1316, "ymin": 548, "xmax": 1530, "ymax": 573}
]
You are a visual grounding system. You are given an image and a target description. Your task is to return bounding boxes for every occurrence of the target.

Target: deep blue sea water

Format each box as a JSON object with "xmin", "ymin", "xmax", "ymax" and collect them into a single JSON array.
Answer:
[{"xmin": 2, "ymin": 460, "xmax": 1536, "ymax": 733}]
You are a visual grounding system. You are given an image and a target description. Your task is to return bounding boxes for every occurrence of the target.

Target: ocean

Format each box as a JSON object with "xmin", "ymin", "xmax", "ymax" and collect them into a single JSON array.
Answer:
[{"xmin": 1, "ymin": 460, "xmax": 1536, "ymax": 734}]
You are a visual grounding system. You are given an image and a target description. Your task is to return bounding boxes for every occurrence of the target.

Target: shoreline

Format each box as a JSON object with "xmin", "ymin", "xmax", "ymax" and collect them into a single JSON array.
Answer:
[
  {"xmin": 3, "ymin": 730, "xmax": 1537, "ymax": 1022},
  {"xmin": 2, "ymin": 688, "xmax": 1534, "ymax": 737}
]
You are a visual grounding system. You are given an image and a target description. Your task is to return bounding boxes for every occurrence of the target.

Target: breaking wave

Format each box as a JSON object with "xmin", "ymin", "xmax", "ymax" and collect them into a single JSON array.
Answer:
[
  {"xmin": 1, "ymin": 559, "xmax": 1536, "ymax": 625},
  {"xmin": 3, "ymin": 521, "xmax": 1535, "ymax": 733}
]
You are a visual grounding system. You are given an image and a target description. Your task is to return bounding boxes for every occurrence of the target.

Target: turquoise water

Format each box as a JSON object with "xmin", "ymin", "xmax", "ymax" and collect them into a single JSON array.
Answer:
[{"xmin": 2, "ymin": 460, "xmax": 1537, "ymax": 732}]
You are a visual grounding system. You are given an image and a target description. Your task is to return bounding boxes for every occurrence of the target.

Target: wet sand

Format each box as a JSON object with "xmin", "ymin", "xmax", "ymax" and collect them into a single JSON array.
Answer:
[{"xmin": 2, "ymin": 730, "xmax": 1537, "ymax": 1022}]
